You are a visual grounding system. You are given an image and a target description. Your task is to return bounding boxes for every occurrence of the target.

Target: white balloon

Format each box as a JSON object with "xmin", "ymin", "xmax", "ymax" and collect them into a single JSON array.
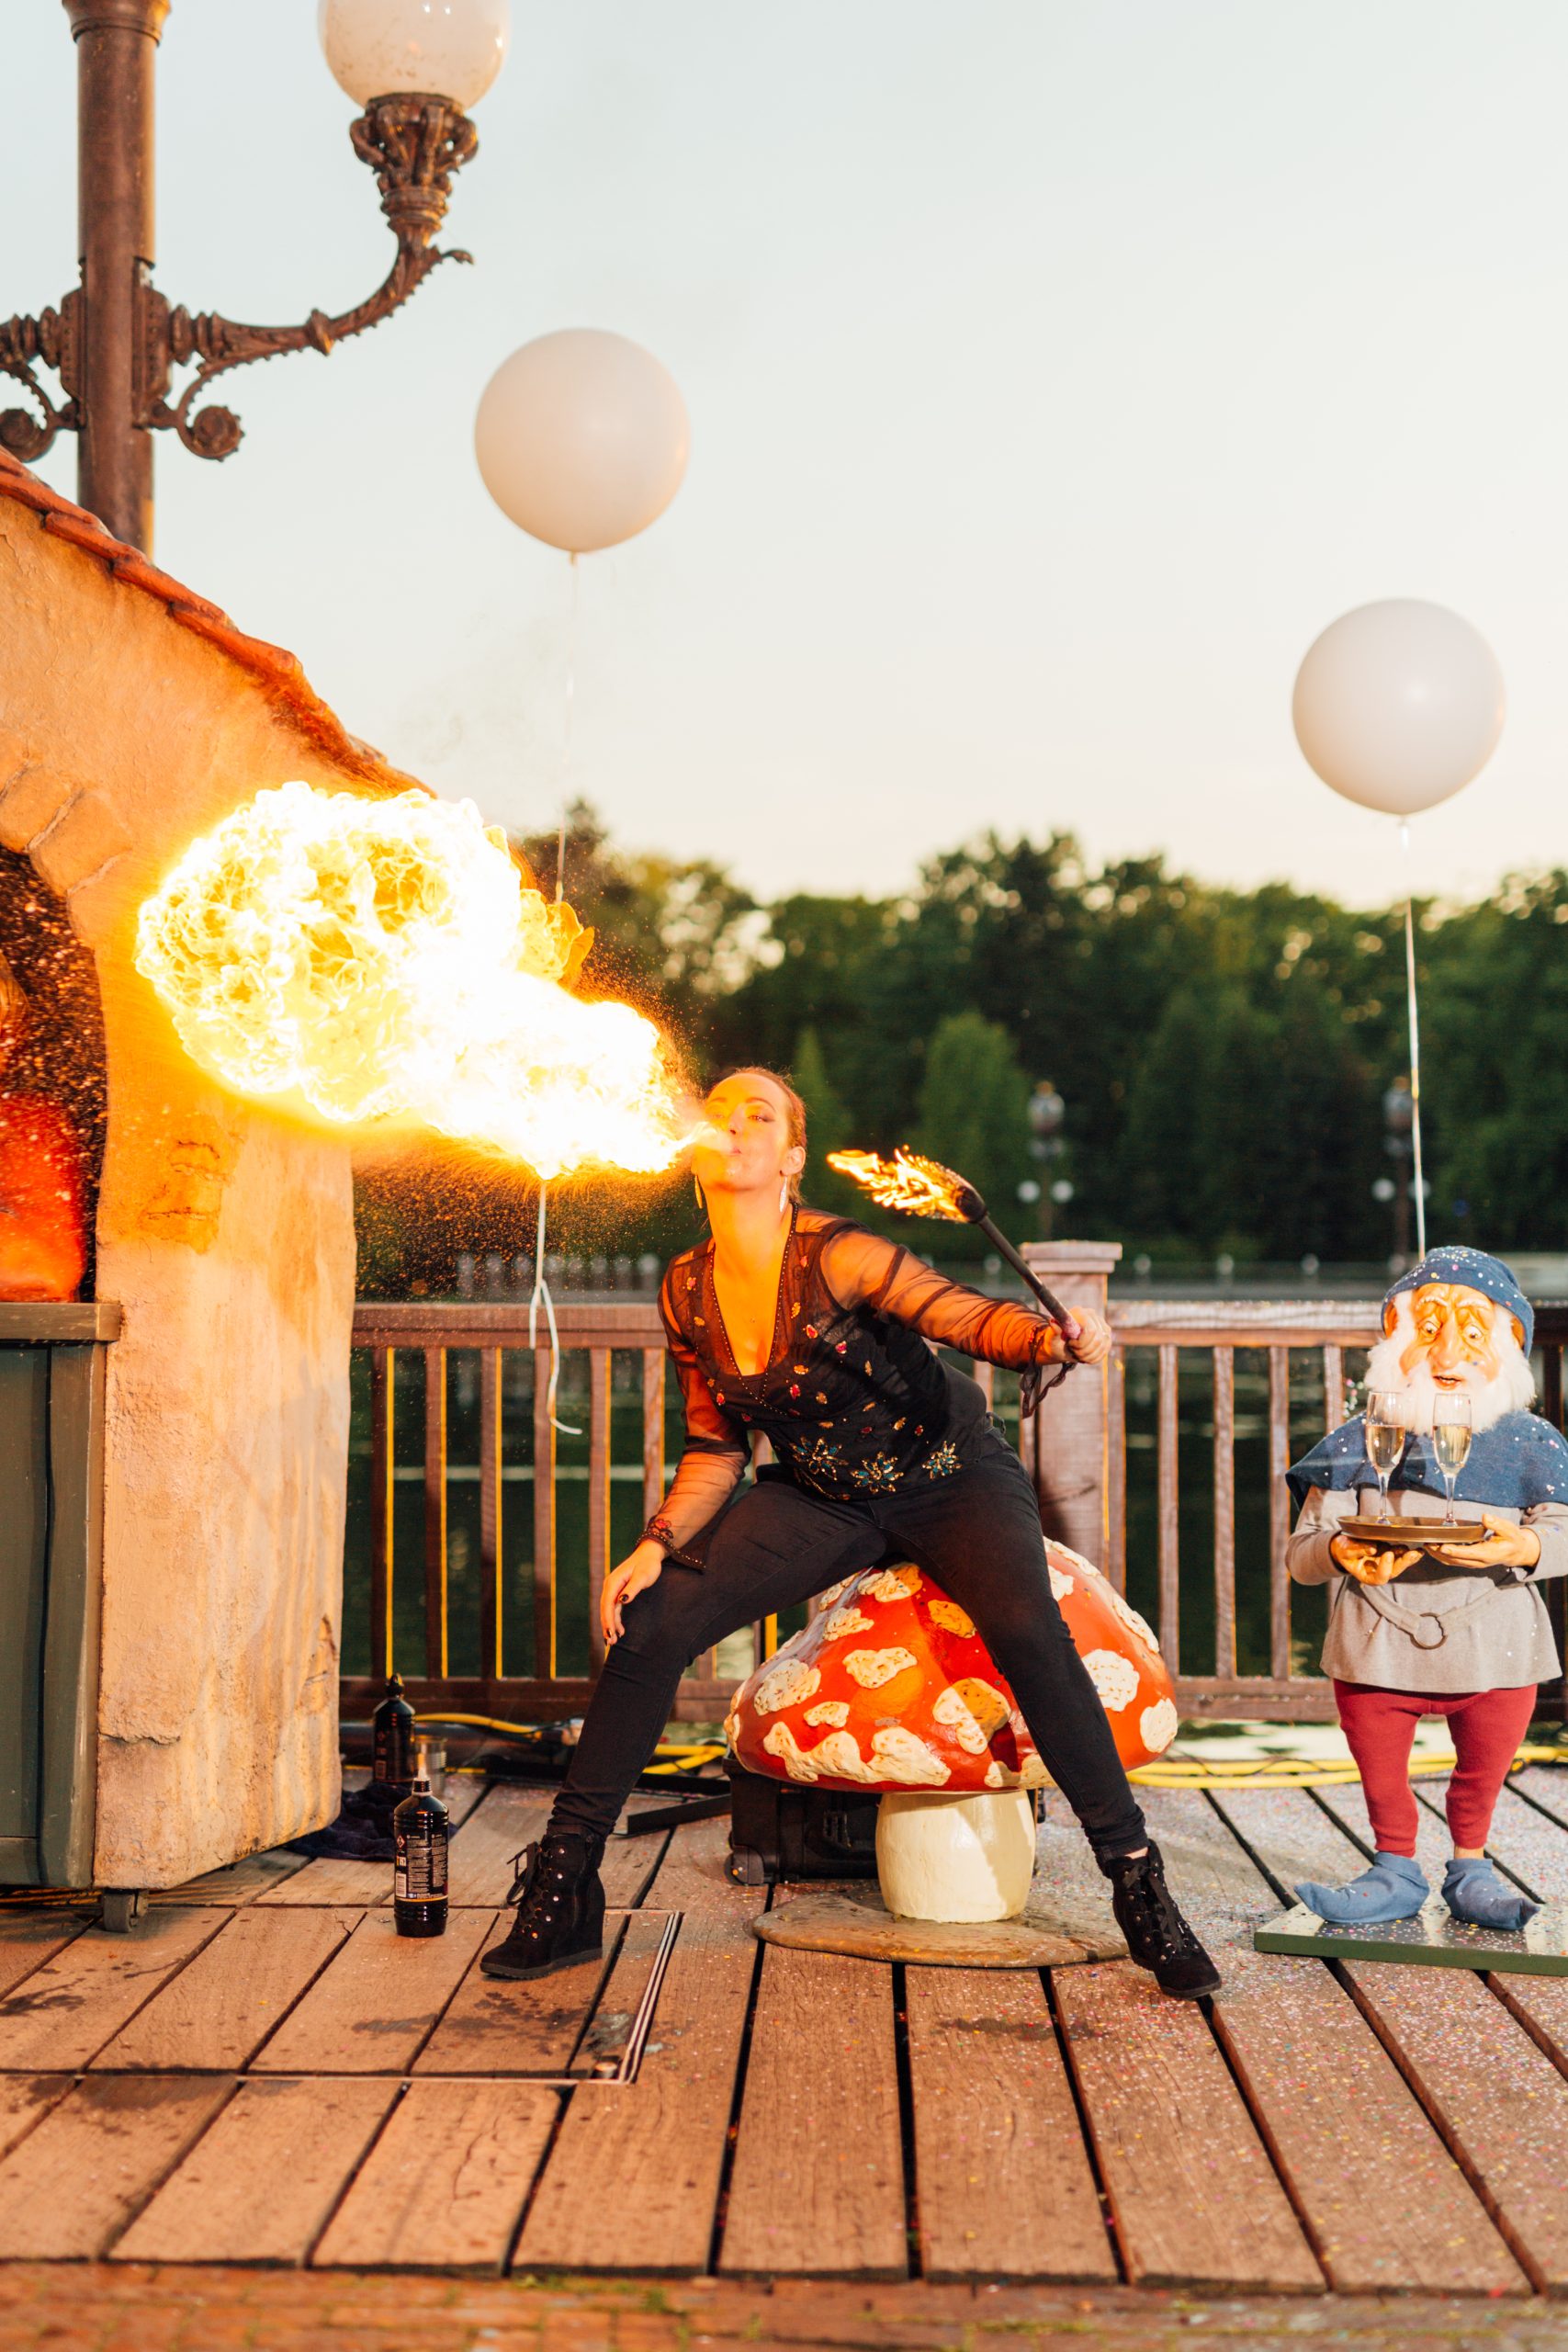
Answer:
[
  {"xmin": 1292, "ymin": 598, "xmax": 1505, "ymax": 818},
  {"xmin": 318, "ymin": 0, "xmax": 509, "ymax": 110},
  {"xmin": 474, "ymin": 331, "xmax": 690, "ymax": 556}
]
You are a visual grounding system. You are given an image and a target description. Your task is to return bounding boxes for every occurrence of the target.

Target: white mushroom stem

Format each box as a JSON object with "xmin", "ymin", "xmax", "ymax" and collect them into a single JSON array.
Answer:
[{"xmin": 874, "ymin": 1789, "xmax": 1036, "ymax": 1922}]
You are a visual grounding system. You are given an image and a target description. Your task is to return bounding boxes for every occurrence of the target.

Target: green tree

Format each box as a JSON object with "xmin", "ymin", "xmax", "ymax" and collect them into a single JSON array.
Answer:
[
  {"xmin": 790, "ymin": 1026, "xmax": 864, "ymax": 1217},
  {"xmin": 914, "ymin": 1012, "xmax": 1033, "ymax": 1256}
]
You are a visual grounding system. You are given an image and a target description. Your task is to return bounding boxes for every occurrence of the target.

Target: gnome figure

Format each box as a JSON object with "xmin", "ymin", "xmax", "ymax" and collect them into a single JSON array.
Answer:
[{"xmin": 1285, "ymin": 1246, "xmax": 1567, "ymax": 1931}]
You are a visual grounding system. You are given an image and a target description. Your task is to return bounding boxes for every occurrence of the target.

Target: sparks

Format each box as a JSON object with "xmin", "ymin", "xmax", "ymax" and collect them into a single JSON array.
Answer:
[
  {"xmin": 827, "ymin": 1147, "xmax": 980, "ymax": 1224},
  {"xmin": 135, "ymin": 781, "xmax": 686, "ymax": 1181}
]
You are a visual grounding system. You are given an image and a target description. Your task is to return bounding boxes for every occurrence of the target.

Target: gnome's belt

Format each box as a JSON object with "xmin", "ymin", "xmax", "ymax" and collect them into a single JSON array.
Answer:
[{"xmin": 1341, "ymin": 1573, "xmax": 1508, "ymax": 1651}]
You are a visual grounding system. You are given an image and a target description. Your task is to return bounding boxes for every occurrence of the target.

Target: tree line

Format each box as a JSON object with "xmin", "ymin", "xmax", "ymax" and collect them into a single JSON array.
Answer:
[{"xmin": 354, "ymin": 805, "xmax": 1568, "ymax": 1292}]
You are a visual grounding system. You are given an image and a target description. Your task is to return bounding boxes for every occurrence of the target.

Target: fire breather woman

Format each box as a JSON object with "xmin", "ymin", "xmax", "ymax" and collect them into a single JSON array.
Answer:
[{"xmin": 482, "ymin": 1068, "xmax": 1219, "ymax": 1998}]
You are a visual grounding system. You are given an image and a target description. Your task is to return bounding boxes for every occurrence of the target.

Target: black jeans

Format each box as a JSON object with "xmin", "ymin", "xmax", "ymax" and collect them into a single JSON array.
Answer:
[{"xmin": 552, "ymin": 1434, "xmax": 1148, "ymax": 1864}]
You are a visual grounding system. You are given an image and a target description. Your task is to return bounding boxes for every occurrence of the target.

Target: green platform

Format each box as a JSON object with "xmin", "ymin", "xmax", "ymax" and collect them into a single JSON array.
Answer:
[{"xmin": 1255, "ymin": 1897, "xmax": 1568, "ymax": 1974}]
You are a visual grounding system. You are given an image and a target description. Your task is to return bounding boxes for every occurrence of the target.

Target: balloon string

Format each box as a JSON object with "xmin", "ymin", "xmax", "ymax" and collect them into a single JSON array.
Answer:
[
  {"xmin": 555, "ymin": 551, "xmax": 579, "ymax": 904},
  {"xmin": 528, "ymin": 1182, "xmax": 581, "ymax": 1437},
  {"xmin": 1400, "ymin": 819, "xmax": 1427, "ymax": 1261}
]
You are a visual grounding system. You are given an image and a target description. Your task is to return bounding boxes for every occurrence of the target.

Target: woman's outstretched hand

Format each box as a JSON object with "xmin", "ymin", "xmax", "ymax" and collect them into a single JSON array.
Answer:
[
  {"xmin": 1056, "ymin": 1308, "xmax": 1112, "ymax": 1366},
  {"xmin": 602, "ymin": 1539, "xmax": 666, "ymax": 1645}
]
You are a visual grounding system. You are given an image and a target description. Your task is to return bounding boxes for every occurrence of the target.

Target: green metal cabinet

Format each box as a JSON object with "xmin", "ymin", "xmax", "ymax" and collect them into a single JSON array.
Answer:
[{"xmin": 0, "ymin": 1302, "xmax": 118, "ymax": 1888}]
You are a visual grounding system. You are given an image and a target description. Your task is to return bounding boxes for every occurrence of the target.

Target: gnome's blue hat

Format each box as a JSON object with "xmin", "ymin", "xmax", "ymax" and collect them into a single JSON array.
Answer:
[{"xmin": 1385, "ymin": 1245, "xmax": 1533, "ymax": 1356}]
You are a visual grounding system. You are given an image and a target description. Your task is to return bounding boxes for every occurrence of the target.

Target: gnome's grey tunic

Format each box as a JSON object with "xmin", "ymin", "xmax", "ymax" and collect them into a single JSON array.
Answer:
[{"xmin": 1286, "ymin": 1247, "xmax": 1568, "ymax": 1692}]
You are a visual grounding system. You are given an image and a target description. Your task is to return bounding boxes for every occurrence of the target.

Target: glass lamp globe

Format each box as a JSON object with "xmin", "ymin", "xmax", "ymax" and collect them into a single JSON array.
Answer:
[{"xmin": 319, "ymin": 0, "xmax": 510, "ymax": 108}]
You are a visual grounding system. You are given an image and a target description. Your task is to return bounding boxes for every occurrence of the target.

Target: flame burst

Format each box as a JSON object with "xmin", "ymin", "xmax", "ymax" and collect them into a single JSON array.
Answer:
[
  {"xmin": 827, "ymin": 1147, "xmax": 979, "ymax": 1223},
  {"xmin": 135, "ymin": 782, "xmax": 685, "ymax": 1180}
]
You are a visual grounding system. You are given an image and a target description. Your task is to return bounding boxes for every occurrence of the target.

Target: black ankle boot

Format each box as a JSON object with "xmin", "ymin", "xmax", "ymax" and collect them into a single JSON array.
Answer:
[
  {"xmin": 479, "ymin": 1830, "xmax": 606, "ymax": 1983},
  {"xmin": 1103, "ymin": 1840, "xmax": 1222, "ymax": 1999}
]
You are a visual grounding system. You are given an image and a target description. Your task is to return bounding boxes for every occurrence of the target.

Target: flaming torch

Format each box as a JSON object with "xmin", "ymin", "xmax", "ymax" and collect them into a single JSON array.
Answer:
[{"xmin": 826, "ymin": 1146, "xmax": 1077, "ymax": 1396}]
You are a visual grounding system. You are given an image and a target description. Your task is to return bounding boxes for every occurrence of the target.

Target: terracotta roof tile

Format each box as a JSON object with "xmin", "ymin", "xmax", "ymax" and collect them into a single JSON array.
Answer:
[{"xmin": 0, "ymin": 449, "xmax": 423, "ymax": 797}]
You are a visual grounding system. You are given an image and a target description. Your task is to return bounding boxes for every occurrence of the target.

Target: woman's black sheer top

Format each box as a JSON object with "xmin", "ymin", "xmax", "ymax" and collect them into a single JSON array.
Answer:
[{"xmin": 649, "ymin": 1205, "xmax": 1059, "ymax": 1550}]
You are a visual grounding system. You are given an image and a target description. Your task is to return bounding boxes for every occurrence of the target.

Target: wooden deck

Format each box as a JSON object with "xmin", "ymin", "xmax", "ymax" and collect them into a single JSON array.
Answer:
[{"xmin": 2, "ymin": 1769, "xmax": 1568, "ymax": 2290}]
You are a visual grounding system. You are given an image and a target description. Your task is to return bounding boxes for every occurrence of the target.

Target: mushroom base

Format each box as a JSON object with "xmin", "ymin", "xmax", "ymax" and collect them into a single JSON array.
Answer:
[{"xmin": 874, "ymin": 1789, "xmax": 1036, "ymax": 1922}]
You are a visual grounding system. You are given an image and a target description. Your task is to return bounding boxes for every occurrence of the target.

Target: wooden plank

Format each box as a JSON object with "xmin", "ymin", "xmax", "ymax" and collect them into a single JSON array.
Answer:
[
  {"xmin": 1416, "ymin": 1780, "xmax": 1568, "ymax": 1902},
  {"xmin": 1308, "ymin": 1776, "xmax": 1455, "ymax": 1886},
  {"xmin": 515, "ymin": 1820, "xmax": 762, "ymax": 2274},
  {"xmin": 1212, "ymin": 1347, "xmax": 1235, "ymax": 1679},
  {"xmin": 163, "ymin": 1849, "xmax": 310, "ymax": 1905},
  {"xmin": 114, "ymin": 2076, "xmax": 397, "ymax": 2267},
  {"xmin": 0, "ymin": 1905, "xmax": 229, "ymax": 2071},
  {"xmin": 314, "ymin": 2080, "xmax": 558, "ymax": 2272},
  {"xmin": 1322, "ymin": 1343, "xmax": 1344, "ymax": 1432},
  {"xmin": 251, "ymin": 1908, "xmax": 492, "ymax": 2075},
  {"xmin": 1268, "ymin": 1347, "xmax": 1292, "ymax": 1679},
  {"xmin": 423, "ymin": 1345, "xmax": 448, "ymax": 1679},
  {"xmin": 533, "ymin": 1344, "xmax": 557, "ymax": 1679},
  {"xmin": 0, "ymin": 2074, "xmax": 73, "ymax": 2163},
  {"xmin": 0, "ymin": 2075, "xmax": 233, "ymax": 2258},
  {"xmin": 1213, "ymin": 1941, "xmax": 1522, "ymax": 2293},
  {"xmin": 414, "ymin": 1911, "xmax": 628, "ymax": 2076},
  {"xmin": 1106, "ymin": 1348, "xmax": 1126, "ymax": 1593},
  {"xmin": 1489, "ymin": 1971, "xmax": 1568, "ymax": 2083},
  {"xmin": 641, "ymin": 1346, "xmax": 665, "ymax": 1525},
  {"xmin": 721, "ymin": 1945, "xmax": 906, "ymax": 2278},
  {"xmin": 588, "ymin": 1349, "xmax": 611, "ymax": 1671},
  {"xmin": 0, "ymin": 1911, "xmax": 92, "ymax": 2001},
  {"xmin": 369, "ymin": 1347, "xmax": 394, "ymax": 1680},
  {"xmin": 1055, "ymin": 1961, "xmax": 1319, "ymax": 2291},
  {"xmin": 92, "ymin": 1907, "xmax": 359, "ymax": 2073},
  {"xmin": 1513, "ymin": 1765, "xmax": 1568, "ymax": 1831},
  {"xmin": 1346, "ymin": 1956, "xmax": 1568, "ymax": 2290},
  {"xmin": 1157, "ymin": 1342, "xmax": 1179, "ymax": 1672},
  {"xmin": 479, "ymin": 1346, "xmax": 502, "ymax": 1679},
  {"xmin": 444, "ymin": 1783, "xmax": 555, "ymax": 1906},
  {"xmin": 904, "ymin": 1964, "xmax": 1114, "ymax": 2282}
]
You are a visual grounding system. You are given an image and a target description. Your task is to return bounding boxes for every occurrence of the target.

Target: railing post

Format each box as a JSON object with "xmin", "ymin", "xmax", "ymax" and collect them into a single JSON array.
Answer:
[{"xmin": 1021, "ymin": 1240, "xmax": 1122, "ymax": 1566}]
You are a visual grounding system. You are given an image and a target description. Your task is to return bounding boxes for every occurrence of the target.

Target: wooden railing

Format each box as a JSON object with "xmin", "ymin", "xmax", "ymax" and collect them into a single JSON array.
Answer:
[{"xmin": 342, "ymin": 1295, "xmax": 1568, "ymax": 1726}]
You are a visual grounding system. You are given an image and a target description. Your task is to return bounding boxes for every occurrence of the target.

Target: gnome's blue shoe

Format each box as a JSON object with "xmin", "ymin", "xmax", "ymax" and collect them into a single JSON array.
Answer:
[
  {"xmin": 1442, "ymin": 1857, "xmax": 1539, "ymax": 1933},
  {"xmin": 1295, "ymin": 1850, "xmax": 1427, "ymax": 1925}
]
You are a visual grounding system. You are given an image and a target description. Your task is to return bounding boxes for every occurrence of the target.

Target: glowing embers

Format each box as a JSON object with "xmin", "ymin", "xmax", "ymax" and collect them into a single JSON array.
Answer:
[
  {"xmin": 826, "ymin": 1145, "xmax": 980, "ymax": 1225},
  {"xmin": 135, "ymin": 782, "xmax": 684, "ymax": 1180}
]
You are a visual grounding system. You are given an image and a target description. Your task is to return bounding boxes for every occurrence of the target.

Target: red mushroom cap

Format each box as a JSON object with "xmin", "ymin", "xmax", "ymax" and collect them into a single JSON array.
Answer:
[{"xmin": 727, "ymin": 1546, "xmax": 1177, "ymax": 1793}]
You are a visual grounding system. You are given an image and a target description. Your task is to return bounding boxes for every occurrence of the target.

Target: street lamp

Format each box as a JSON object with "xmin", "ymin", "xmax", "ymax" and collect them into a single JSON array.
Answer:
[
  {"xmin": 1, "ymin": 0, "xmax": 509, "ymax": 554},
  {"xmin": 1382, "ymin": 1076, "xmax": 1414, "ymax": 1265},
  {"xmin": 1027, "ymin": 1080, "xmax": 1066, "ymax": 1238}
]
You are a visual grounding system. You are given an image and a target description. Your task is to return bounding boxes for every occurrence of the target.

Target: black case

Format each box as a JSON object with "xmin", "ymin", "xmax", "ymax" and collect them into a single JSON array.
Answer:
[{"xmin": 725, "ymin": 1758, "xmax": 880, "ymax": 1884}]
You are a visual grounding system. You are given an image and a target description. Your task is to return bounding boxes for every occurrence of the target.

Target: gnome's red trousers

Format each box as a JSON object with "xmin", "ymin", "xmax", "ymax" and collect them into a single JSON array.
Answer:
[{"xmin": 1334, "ymin": 1679, "xmax": 1538, "ymax": 1855}]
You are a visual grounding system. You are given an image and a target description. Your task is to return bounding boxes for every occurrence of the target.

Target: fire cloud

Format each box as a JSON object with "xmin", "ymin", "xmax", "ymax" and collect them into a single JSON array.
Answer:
[{"xmin": 135, "ymin": 782, "xmax": 686, "ymax": 1181}]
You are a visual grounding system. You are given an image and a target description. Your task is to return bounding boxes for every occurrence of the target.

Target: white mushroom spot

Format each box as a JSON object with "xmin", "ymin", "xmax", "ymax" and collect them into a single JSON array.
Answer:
[
  {"xmin": 1049, "ymin": 1543, "xmax": 1101, "ymax": 1581},
  {"xmin": 952, "ymin": 1677, "xmax": 1010, "ymax": 1737},
  {"xmin": 984, "ymin": 1758, "xmax": 1009, "ymax": 1788},
  {"xmin": 1019, "ymin": 1753, "xmax": 1050, "ymax": 1789},
  {"xmin": 822, "ymin": 1607, "xmax": 876, "ymax": 1642},
  {"xmin": 931, "ymin": 1685, "xmax": 989, "ymax": 1754},
  {"xmin": 1108, "ymin": 1588, "xmax": 1161, "ymax": 1655},
  {"xmin": 1139, "ymin": 1696, "xmax": 1179, "ymax": 1755},
  {"xmin": 761, "ymin": 1721, "xmax": 950, "ymax": 1786},
  {"xmin": 752, "ymin": 1659, "xmax": 820, "ymax": 1715},
  {"xmin": 1048, "ymin": 1564, "xmax": 1075, "ymax": 1604},
  {"xmin": 803, "ymin": 1699, "xmax": 850, "ymax": 1728},
  {"xmin": 724, "ymin": 1708, "xmax": 742, "ymax": 1751},
  {"xmin": 1082, "ymin": 1649, "xmax": 1140, "ymax": 1713},
  {"xmin": 843, "ymin": 1646, "xmax": 919, "ymax": 1690},
  {"xmin": 815, "ymin": 1577, "xmax": 856, "ymax": 1610},
  {"xmin": 863, "ymin": 1566, "xmax": 922, "ymax": 1603},
  {"xmin": 927, "ymin": 1596, "xmax": 976, "ymax": 1637}
]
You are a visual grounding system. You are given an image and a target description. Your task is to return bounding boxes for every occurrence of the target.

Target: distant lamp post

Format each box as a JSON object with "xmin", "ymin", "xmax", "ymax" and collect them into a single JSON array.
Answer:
[
  {"xmin": 1027, "ymin": 1080, "xmax": 1066, "ymax": 1238},
  {"xmin": 1, "ymin": 0, "xmax": 509, "ymax": 554},
  {"xmin": 1382, "ymin": 1077, "xmax": 1415, "ymax": 1265}
]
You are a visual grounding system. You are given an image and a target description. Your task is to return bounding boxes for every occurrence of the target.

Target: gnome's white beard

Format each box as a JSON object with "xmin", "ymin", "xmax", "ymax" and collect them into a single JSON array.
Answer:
[{"xmin": 1365, "ymin": 1297, "xmax": 1535, "ymax": 1437}]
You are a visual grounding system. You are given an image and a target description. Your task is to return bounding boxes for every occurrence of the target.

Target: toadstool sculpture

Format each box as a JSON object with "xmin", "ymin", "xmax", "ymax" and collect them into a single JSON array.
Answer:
[{"xmin": 727, "ymin": 1547, "xmax": 1177, "ymax": 1923}]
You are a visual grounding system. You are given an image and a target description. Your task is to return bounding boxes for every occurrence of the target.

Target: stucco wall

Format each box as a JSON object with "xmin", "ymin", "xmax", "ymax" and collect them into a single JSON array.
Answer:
[{"xmin": 0, "ymin": 501, "xmax": 378, "ymax": 1886}]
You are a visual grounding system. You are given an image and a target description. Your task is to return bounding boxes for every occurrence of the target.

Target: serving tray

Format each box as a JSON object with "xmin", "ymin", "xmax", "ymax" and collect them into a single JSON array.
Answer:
[{"xmin": 1339, "ymin": 1514, "xmax": 1490, "ymax": 1549}]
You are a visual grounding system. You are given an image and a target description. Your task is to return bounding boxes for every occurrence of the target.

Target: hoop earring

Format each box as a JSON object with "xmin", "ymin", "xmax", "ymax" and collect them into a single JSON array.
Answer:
[{"xmin": 694, "ymin": 1176, "xmax": 707, "ymax": 1219}]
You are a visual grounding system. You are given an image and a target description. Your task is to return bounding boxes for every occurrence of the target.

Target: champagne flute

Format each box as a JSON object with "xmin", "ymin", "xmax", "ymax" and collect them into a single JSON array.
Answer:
[
  {"xmin": 1432, "ymin": 1394, "xmax": 1472, "ymax": 1526},
  {"xmin": 1365, "ymin": 1390, "xmax": 1408, "ymax": 1522}
]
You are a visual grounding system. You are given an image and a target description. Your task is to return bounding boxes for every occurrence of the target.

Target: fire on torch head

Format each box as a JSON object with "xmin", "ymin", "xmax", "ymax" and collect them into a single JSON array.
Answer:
[{"xmin": 825, "ymin": 1146, "xmax": 1074, "ymax": 1332}]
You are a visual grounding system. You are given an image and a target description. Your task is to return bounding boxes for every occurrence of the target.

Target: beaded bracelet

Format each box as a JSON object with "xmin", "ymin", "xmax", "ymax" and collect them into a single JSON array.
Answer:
[{"xmin": 642, "ymin": 1512, "xmax": 679, "ymax": 1553}]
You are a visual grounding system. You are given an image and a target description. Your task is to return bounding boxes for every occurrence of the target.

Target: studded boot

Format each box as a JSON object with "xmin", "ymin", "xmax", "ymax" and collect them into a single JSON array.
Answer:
[
  {"xmin": 1103, "ymin": 1840, "xmax": 1222, "ymax": 1999},
  {"xmin": 479, "ymin": 1829, "xmax": 606, "ymax": 1983}
]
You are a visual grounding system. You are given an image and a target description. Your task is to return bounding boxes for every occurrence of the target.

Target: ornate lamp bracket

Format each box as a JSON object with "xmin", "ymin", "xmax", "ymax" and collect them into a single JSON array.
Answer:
[{"xmin": 0, "ymin": 94, "xmax": 478, "ymax": 469}]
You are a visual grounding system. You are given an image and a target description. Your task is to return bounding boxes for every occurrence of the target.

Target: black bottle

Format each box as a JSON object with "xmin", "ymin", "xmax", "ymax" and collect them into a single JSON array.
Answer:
[
  {"xmin": 393, "ymin": 1779, "xmax": 449, "ymax": 1938},
  {"xmin": 372, "ymin": 1671, "xmax": 416, "ymax": 1794}
]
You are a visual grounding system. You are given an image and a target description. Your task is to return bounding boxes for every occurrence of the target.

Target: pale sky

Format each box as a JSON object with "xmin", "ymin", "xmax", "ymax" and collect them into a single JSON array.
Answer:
[{"xmin": 8, "ymin": 2, "xmax": 1568, "ymax": 910}]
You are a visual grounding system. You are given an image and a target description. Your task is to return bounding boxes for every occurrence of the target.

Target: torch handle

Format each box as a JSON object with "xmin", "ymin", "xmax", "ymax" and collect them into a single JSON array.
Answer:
[{"xmin": 976, "ymin": 1215, "xmax": 1074, "ymax": 1329}]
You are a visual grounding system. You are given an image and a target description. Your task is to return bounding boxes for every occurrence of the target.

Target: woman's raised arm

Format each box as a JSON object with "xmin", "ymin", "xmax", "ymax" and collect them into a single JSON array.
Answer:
[{"xmin": 818, "ymin": 1226, "xmax": 1107, "ymax": 1368}]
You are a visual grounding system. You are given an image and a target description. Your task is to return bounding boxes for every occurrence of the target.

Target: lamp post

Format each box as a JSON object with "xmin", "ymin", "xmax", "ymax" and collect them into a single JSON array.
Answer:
[
  {"xmin": 1382, "ymin": 1076, "xmax": 1415, "ymax": 1266},
  {"xmin": 1, "ymin": 0, "xmax": 509, "ymax": 554},
  {"xmin": 1026, "ymin": 1080, "xmax": 1065, "ymax": 1239}
]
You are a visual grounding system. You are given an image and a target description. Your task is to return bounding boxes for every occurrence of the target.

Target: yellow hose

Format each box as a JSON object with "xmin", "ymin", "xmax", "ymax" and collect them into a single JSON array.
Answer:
[{"xmin": 1129, "ymin": 1740, "xmax": 1568, "ymax": 1791}]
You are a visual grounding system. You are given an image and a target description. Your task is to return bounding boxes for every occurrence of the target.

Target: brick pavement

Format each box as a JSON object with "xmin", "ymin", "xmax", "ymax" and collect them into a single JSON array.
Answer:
[{"xmin": 0, "ymin": 2269, "xmax": 1562, "ymax": 2352}]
